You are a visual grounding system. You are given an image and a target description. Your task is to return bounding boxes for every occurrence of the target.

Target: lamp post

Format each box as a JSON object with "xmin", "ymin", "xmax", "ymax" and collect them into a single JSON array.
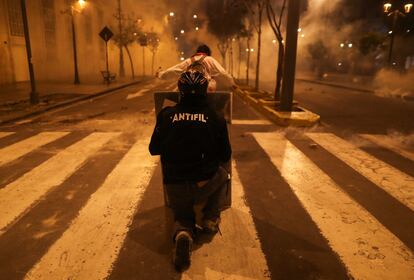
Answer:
[
  {"xmin": 20, "ymin": 0, "xmax": 38, "ymax": 104},
  {"xmin": 62, "ymin": 0, "xmax": 86, "ymax": 84},
  {"xmin": 383, "ymin": 1, "xmax": 413, "ymax": 66}
]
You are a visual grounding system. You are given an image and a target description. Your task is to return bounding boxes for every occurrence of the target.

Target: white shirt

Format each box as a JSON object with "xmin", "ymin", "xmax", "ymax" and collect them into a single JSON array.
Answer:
[{"xmin": 159, "ymin": 54, "xmax": 234, "ymax": 91}]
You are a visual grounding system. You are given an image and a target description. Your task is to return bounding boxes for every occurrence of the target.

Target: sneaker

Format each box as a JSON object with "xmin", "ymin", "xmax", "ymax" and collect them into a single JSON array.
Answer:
[
  {"xmin": 173, "ymin": 231, "xmax": 193, "ymax": 271},
  {"xmin": 202, "ymin": 217, "xmax": 221, "ymax": 234}
]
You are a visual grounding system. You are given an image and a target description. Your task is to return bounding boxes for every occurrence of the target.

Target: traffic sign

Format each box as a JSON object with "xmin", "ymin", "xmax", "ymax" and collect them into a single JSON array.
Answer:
[{"xmin": 99, "ymin": 26, "xmax": 113, "ymax": 42}]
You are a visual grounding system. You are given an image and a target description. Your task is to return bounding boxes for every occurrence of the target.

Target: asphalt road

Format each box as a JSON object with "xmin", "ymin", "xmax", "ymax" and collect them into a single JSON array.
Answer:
[{"xmin": 0, "ymin": 78, "xmax": 413, "ymax": 280}]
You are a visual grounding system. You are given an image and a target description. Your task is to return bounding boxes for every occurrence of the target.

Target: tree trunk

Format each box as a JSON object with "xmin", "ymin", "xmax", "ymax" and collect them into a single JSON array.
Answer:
[
  {"xmin": 255, "ymin": 6, "xmax": 263, "ymax": 91},
  {"xmin": 124, "ymin": 45, "xmax": 134, "ymax": 79},
  {"xmin": 238, "ymin": 39, "xmax": 242, "ymax": 80},
  {"xmin": 246, "ymin": 37, "xmax": 251, "ymax": 85},
  {"xmin": 275, "ymin": 42, "xmax": 284, "ymax": 101},
  {"xmin": 151, "ymin": 51, "xmax": 155, "ymax": 76},
  {"xmin": 117, "ymin": 0, "xmax": 125, "ymax": 77}
]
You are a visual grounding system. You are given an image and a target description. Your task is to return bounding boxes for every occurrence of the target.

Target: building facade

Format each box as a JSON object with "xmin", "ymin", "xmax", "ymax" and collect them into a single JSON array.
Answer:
[{"xmin": 0, "ymin": 0, "xmax": 119, "ymax": 85}]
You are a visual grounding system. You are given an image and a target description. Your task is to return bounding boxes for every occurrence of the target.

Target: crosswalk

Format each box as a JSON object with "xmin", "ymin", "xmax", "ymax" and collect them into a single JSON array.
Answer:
[{"xmin": 0, "ymin": 129, "xmax": 413, "ymax": 279}]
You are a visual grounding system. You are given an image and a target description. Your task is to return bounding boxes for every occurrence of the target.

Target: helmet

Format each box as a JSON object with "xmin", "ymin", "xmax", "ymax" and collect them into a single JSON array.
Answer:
[{"xmin": 178, "ymin": 69, "xmax": 209, "ymax": 100}]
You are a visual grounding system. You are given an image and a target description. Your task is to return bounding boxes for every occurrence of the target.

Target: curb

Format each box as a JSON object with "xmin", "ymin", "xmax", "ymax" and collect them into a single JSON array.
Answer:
[
  {"xmin": 234, "ymin": 87, "xmax": 320, "ymax": 127},
  {"xmin": 297, "ymin": 78, "xmax": 414, "ymax": 101},
  {"xmin": 297, "ymin": 78, "xmax": 374, "ymax": 93},
  {"xmin": 0, "ymin": 79, "xmax": 147, "ymax": 126}
]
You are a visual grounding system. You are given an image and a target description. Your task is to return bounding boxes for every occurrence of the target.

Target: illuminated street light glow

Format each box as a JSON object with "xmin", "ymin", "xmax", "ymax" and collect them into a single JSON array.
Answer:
[
  {"xmin": 272, "ymin": 39, "xmax": 277, "ymax": 44},
  {"xmin": 174, "ymin": 37, "xmax": 178, "ymax": 40},
  {"xmin": 338, "ymin": 62, "xmax": 342, "ymax": 66},
  {"xmin": 250, "ymin": 48, "xmax": 254, "ymax": 52},
  {"xmin": 405, "ymin": 3, "xmax": 413, "ymax": 13},
  {"xmin": 169, "ymin": 12, "xmax": 175, "ymax": 17},
  {"xmin": 384, "ymin": 3, "xmax": 392, "ymax": 13},
  {"xmin": 78, "ymin": 0, "xmax": 86, "ymax": 8},
  {"xmin": 181, "ymin": 51, "xmax": 184, "ymax": 55},
  {"xmin": 195, "ymin": 27, "xmax": 199, "ymax": 31},
  {"xmin": 388, "ymin": 30, "xmax": 393, "ymax": 34},
  {"xmin": 245, "ymin": 48, "xmax": 249, "ymax": 52},
  {"xmin": 193, "ymin": 14, "xmax": 198, "ymax": 18},
  {"xmin": 180, "ymin": 57, "xmax": 185, "ymax": 61},
  {"xmin": 348, "ymin": 43, "xmax": 353, "ymax": 48},
  {"xmin": 300, "ymin": 34, "xmax": 305, "ymax": 38},
  {"xmin": 340, "ymin": 43, "xmax": 345, "ymax": 48},
  {"xmin": 297, "ymin": 27, "xmax": 302, "ymax": 32},
  {"xmin": 180, "ymin": 29, "xmax": 185, "ymax": 34}
]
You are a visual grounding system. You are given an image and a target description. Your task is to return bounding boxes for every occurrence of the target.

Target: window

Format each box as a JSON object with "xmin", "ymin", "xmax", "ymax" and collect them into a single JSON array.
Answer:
[
  {"xmin": 42, "ymin": 0, "xmax": 56, "ymax": 47},
  {"xmin": 84, "ymin": 13, "xmax": 93, "ymax": 44},
  {"xmin": 7, "ymin": 0, "xmax": 24, "ymax": 37}
]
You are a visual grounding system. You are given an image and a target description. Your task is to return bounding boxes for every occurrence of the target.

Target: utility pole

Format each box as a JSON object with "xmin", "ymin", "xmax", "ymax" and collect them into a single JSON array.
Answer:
[
  {"xmin": 116, "ymin": 0, "xmax": 125, "ymax": 77},
  {"xmin": 21, "ymin": 0, "xmax": 38, "ymax": 104},
  {"xmin": 70, "ymin": 7, "xmax": 80, "ymax": 84},
  {"xmin": 280, "ymin": 0, "xmax": 300, "ymax": 111}
]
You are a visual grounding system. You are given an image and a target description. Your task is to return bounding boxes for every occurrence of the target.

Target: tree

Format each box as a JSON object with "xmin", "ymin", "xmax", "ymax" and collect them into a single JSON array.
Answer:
[
  {"xmin": 307, "ymin": 40, "xmax": 329, "ymax": 79},
  {"xmin": 266, "ymin": 0, "xmax": 287, "ymax": 100},
  {"xmin": 112, "ymin": 16, "xmax": 142, "ymax": 79},
  {"xmin": 359, "ymin": 33, "xmax": 384, "ymax": 56},
  {"xmin": 114, "ymin": 0, "xmax": 125, "ymax": 77},
  {"xmin": 147, "ymin": 32, "xmax": 160, "ymax": 76},
  {"xmin": 242, "ymin": 0, "xmax": 266, "ymax": 90},
  {"xmin": 205, "ymin": 0, "xmax": 246, "ymax": 70}
]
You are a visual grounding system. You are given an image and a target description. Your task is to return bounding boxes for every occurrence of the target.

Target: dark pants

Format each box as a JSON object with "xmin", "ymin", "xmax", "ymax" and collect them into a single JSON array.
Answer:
[{"xmin": 165, "ymin": 166, "xmax": 229, "ymax": 240}]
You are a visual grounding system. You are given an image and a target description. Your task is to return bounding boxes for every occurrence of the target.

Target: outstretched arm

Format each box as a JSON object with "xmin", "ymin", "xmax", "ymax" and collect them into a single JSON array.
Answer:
[
  {"xmin": 208, "ymin": 57, "xmax": 235, "ymax": 86},
  {"xmin": 158, "ymin": 59, "xmax": 191, "ymax": 80}
]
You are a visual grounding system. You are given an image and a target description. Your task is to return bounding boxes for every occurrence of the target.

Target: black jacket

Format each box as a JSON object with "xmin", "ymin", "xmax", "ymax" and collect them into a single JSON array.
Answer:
[{"xmin": 149, "ymin": 98, "xmax": 231, "ymax": 184}]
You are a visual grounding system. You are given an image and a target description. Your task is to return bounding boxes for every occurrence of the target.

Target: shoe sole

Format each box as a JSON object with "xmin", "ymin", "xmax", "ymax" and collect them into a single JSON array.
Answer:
[{"xmin": 174, "ymin": 236, "xmax": 191, "ymax": 271}]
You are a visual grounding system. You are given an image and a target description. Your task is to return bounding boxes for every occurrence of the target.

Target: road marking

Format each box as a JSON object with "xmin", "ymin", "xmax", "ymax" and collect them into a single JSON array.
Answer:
[
  {"xmin": 25, "ymin": 132, "xmax": 158, "ymax": 280},
  {"xmin": 307, "ymin": 133, "xmax": 414, "ymax": 211},
  {"xmin": 167, "ymin": 81, "xmax": 177, "ymax": 91},
  {"xmin": 360, "ymin": 134, "xmax": 414, "ymax": 162},
  {"xmin": 0, "ymin": 132, "xmax": 118, "ymax": 233},
  {"xmin": 0, "ymin": 132, "xmax": 14, "ymax": 139},
  {"xmin": 0, "ymin": 132, "xmax": 69, "ymax": 167},
  {"xmin": 126, "ymin": 88, "xmax": 150, "ymax": 100},
  {"xmin": 183, "ymin": 161, "xmax": 270, "ymax": 279},
  {"xmin": 232, "ymin": 119, "xmax": 272, "ymax": 125},
  {"xmin": 253, "ymin": 132, "xmax": 414, "ymax": 280}
]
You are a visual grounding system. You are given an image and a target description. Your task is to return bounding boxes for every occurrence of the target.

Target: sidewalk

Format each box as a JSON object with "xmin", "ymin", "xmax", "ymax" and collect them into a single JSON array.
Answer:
[
  {"xmin": 297, "ymin": 72, "xmax": 414, "ymax": 101},
  {"xmin": 0, "ymin": 78, "xmax": 150, "ymax": 125},
  {"xmin": 234, "ymin": 84, "xmax": 320, "ymax": 127}
]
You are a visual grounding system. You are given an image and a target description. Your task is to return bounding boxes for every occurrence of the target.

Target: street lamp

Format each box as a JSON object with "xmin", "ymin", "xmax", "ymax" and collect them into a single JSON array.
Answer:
[
  {"xmin": 383, "ymin": 1, "xmax": 413, "ymax": 66},
  {"xmin": 20, "ymin": 0, "xmax": 38, "ymax": 104},
  {"xmin": 62, "ymin": 0, "xmax": 86, "ymax": 84}
]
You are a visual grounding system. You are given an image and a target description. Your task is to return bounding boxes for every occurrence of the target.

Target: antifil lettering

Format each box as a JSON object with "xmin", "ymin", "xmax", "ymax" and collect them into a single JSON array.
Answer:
[{"xmin": 172, "ymin": 113, "xmax": 207, "ymax": 123}]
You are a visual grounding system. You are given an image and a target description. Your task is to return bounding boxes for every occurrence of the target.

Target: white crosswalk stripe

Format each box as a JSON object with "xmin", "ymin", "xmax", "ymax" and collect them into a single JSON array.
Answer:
[
  {"xmin": 232, "ymin": 119, "xmax": 272, "ymax": 125},
  {"xmin": 0, "ymin": 132, "xmax": 14, "ymax": 139},
  {"xmin": 0, "ymin": 132, "xmax": 69, "ymax": 167},
  {"xmin": 0, "ymin": 130, "xmax": 413, "ymax": 279},
  {"xmin": 360, "ymin": 133, "xmax": 414, "ymax": 162},
  {"xmin": 253, "ymin": 132, "xmax": 414, "ymax": 280},
  {"xmin": 25, "ymin": 131, "xmax": 157, "ymax": 280},
  {"xmin": 306, "ymin": 133, "xmax": 414, "ymax": 212},
  {"xmin": 126, "ymin": 88, "xmax": 150, "ymax": 100},
  {"xmin": 183, "ymin": 161, "xmax": 270, "ymax": 279},
  {"xmin": 0, "ymin": 132, "xmax": 118, "ymax": 233}
]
